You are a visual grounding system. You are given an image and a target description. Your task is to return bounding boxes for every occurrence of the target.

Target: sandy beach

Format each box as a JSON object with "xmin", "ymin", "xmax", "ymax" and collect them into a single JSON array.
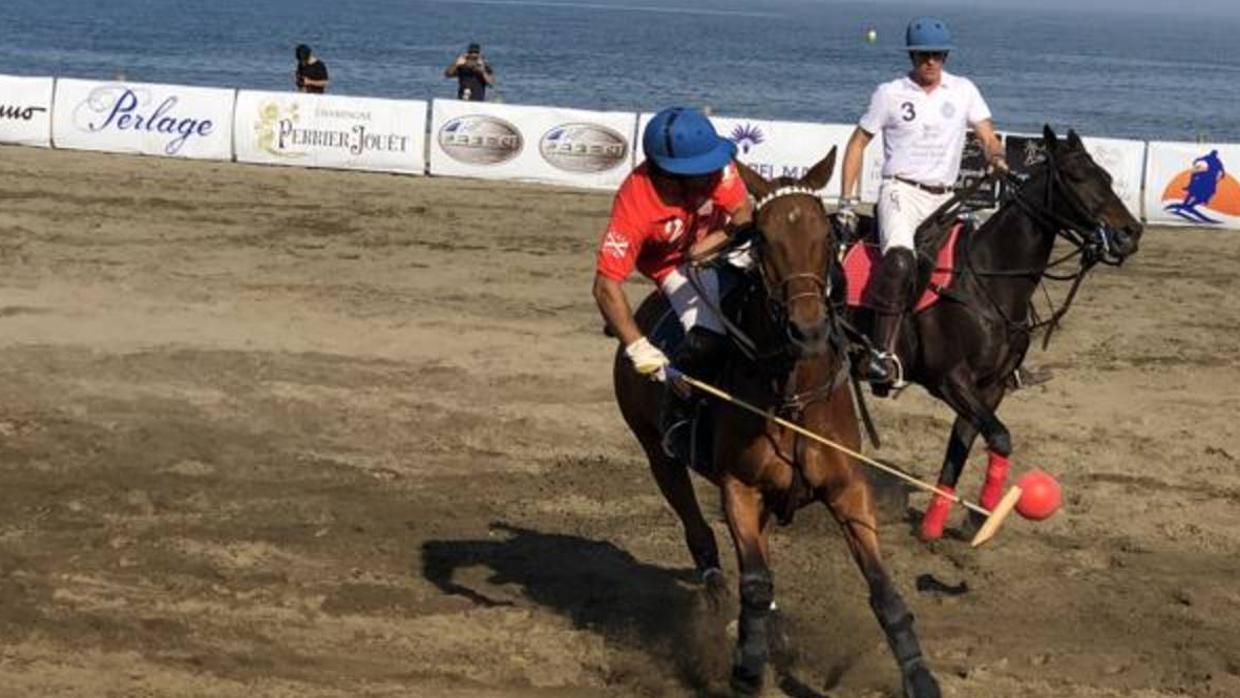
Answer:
[{"xmin": 0, "ymin": 145, "xmax": 1237, "ymax": 697}]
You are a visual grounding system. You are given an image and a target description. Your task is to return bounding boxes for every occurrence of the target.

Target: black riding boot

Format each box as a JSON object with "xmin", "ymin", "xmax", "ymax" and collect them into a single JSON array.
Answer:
[
  {"xmin": 661, "ymin": 327, "xmax": 729, "ymax": 459},
  {"xmin": 859, "ymin": 248, "xmax": 915, "ymax": 388}
]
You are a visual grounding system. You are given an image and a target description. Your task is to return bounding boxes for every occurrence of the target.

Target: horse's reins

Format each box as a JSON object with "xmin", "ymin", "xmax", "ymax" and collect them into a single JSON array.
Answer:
[
  {"xmin": 686, "ymin": 185, "xmax": 851, "ymax": 414},
  {"xmin": 959, "ymin": 149, "xmax": 1120, "ymax": 348}
]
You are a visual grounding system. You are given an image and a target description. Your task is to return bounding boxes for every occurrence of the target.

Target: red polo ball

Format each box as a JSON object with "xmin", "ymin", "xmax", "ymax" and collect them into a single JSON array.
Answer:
[{"xmin": 1015, "ymin": 469, "xmax": 1062, "ymax": 521}]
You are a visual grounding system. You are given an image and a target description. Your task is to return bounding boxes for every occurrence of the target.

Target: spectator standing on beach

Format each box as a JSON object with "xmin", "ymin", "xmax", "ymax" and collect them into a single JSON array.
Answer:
[
  {"xmin": 295, "ymin": 44, "xmax": 329, "ymax": 94},
  {"xmin": 444, "ymin": 42, "xmax": 495, "ymax": 101}
]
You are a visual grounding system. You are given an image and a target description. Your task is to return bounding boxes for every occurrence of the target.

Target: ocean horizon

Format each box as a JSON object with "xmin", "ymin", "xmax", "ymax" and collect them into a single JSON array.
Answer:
[{"xmin": 2, "ymin": 0, "xmax": 1239, "ymax": 143}]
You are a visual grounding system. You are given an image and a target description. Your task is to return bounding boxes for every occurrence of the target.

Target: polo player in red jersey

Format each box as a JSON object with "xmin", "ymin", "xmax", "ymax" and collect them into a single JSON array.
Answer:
[{"xmin": 593, "ymin": 106, "xmax": 753, "ymax": 456}]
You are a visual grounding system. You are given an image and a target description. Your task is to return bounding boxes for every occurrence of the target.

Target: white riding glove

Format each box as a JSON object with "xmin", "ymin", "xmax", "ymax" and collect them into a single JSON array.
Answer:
[{"xmin": 624, "ymin": 336, "xmax": 669, "ymax": 382}]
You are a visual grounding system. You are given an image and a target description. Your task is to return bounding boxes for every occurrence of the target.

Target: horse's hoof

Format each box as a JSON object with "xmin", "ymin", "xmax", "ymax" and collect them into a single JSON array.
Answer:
[
  {"xmin": 729, "ymin": 665, "xmax": 764, "ymax": 696},
  {"xmin": 702, "ymin": 565, "xmax": 727, "ymax": 595},
  {"xmin": 902, "ymin": 663, "xmax": 942, "ymax": 698},
  {"xmin": 957, "ymin": 510, "xmax": 986, "ymax": 539}
]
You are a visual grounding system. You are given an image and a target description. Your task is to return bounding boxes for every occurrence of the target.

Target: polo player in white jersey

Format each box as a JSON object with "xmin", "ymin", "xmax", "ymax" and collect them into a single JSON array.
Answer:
[{"xmin": 839, "ymin": 16, "xmax": 1008, "ymax": 388}]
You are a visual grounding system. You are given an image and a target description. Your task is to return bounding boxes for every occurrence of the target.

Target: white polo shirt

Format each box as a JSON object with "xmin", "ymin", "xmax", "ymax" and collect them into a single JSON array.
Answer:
[{"xmin": 859, "ymin": 70, "xmax": 992, "ymax": 188}]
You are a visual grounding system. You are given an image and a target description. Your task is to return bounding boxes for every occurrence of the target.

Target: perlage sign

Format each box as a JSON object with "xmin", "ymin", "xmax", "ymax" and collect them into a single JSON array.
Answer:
[
  {"xmin": 428, "ymin": 99, "xmax": 636, "ymax": 190},
  {"xmin": 635, "ymin": 114, "xmax": 856, "ymax": 202},
  {"xmin": 1143, "ymin": 142, "xmax": 1240, "ymax": 228},
  {"xmin": 1002, "ymin": 132, "xmax": 1146, "ymax": 221},
  {"xmin": 0, "ymin": 74, "xmax": 54, "ymax": 148},
  {"xmin": 235, "ymin": 91, "xmax": 427, "ymax": 174},
  {"xmin": 52, "ymin": 78, "xmax": 234, "ymax": 160}
]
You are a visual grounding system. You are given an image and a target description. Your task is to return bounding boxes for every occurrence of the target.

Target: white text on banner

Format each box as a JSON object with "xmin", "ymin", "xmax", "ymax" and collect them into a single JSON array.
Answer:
[
  {"xmin": 1144, "ymin": 141, "xmax": 1240, "ymax": 229},
  {"xmin": 234, "ymin": 92, "xmax": 426, "ymax": 174},
  {"xmin": 636, "ymin": 113, "xmax": 858, "ymax": 201},
  {"xmin": 428, "ymin": 99, "xmax": 636, "ymax": 190},
  {"xmin": 52, "ymin": 79, "xmax": 234, "ymax": 160},
  {"xmin": 0, "ymin": 74, "xmax": 54, "ymax": 148}
]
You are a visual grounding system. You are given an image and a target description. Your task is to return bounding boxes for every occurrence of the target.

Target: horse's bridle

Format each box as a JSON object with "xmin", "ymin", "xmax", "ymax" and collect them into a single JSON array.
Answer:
[
  {"xmin": 750, "ymin": 186, "xmax": 835, "ymax": 323},
  {"xmin": 963, "ymin": 146, "xmax": 1130, "ymax": 347},
  {"xmin": 1000, "ymin": 147, "xmax": 1127, "ymax": 270}
]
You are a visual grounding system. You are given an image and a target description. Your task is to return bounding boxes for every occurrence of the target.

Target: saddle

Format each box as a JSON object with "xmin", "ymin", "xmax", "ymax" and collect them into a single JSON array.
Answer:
[{"xmin": 842, "ymin": 213, "xmax": 971, "ymax": 314}]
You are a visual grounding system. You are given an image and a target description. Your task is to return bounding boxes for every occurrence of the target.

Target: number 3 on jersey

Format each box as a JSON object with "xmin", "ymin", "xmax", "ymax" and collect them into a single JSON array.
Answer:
[{"xmin": 900, "ymin": 101, "xmax": 916, "ymax": 122}]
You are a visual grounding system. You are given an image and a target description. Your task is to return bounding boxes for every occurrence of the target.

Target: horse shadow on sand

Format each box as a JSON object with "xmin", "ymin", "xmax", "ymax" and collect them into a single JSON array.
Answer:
[{"xmin": 420, "ymin": 522, "xmax": 832, "ymax": 698}]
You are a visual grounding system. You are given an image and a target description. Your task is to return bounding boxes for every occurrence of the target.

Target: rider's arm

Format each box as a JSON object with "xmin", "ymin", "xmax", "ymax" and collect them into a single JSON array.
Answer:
[
  {"xmin": 973, "ymin": 119, "xmax": 1006, "ymax": 170},
  {"xmin": 593, "ymin": 275, "xmax": 643, "ymax": 345},
  {"xmin": 840, "ymin": 127, "xmax": 873, "ymax": 200},
  {"xmin": 689, "ymin": 197, "xmax": 753, "ymax": 262}
]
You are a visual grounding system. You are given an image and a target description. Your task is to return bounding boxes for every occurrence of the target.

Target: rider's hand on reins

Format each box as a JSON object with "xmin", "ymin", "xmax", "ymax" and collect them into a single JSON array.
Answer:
[
  {"xmin": 624, "ymin": 336, "xmax": 669, "ymax": 382},
  {"xmin": 986, "ymin": 155, "xmax": 1010, "ymax": 178}
]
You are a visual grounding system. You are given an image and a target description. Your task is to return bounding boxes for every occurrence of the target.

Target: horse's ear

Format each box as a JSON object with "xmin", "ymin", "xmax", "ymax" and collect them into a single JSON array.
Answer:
[
  {"xmin": 799, "ymin": 146, "xmax": 838, "ymax": 192},
  {"xmin": 1067, "ymin": 129, "xmax": 1084, "ymax": 150},
  {"xmin": 735, "ymin": 160, "xmax": 773, "ymax": 200},
  {"xmin": 1043, "ymin": 124, "xmax": 1059, "ymax": 152}
]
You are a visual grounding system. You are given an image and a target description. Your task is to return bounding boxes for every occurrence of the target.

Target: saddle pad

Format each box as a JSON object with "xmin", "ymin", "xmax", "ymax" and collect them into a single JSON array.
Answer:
[{"xmin": 843, "ymin": 222, "xmax": 962, "ymax": 313}]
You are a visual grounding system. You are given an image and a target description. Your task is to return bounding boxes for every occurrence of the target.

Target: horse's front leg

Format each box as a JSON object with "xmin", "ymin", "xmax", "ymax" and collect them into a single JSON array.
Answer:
[
  {"xmin": 721, "ymin": 477, "xmax": 773, "ymax": 695},
  {"xmin": 825, "ymin": 471, "xmax": 941, "ymax": 698},
  {"xmin": 926, "ymin": 369, "xmax": 1009, "ymax": 539},
  {"xmin": 641, "ymin": 439, "xmax": 724, "ymax": 598}
]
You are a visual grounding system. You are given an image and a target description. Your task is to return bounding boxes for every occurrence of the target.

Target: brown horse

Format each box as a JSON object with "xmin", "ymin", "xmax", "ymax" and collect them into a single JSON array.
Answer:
[{"xmin": 612, "ymin": 149, "xmax": 940, "ymax": 698}]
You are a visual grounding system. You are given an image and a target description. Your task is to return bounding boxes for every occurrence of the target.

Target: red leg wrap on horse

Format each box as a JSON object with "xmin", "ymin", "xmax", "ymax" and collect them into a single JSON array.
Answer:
[
  {"xmin": 980, "ymin": 452, "xmax": 1011, "ymax": 511},
  {"xmin": 919, "ymin": 486, "xmax": 955, "ymax": 541}
]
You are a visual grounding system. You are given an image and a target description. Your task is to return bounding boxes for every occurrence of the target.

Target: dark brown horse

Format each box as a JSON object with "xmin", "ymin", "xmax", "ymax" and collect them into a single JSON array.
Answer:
[
  {"xmin": 850, "ymin": 126, "xmax": 1143, "ymax": 538},
  {"xmin": 612, "ymin": 148, "xmax": 941, "ymax": 697}
]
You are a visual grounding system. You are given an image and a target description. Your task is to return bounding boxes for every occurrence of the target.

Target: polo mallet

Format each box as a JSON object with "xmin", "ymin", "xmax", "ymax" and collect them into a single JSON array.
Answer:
[{"xmin": 665, "ymin": 368, "xmax": 1022, "ymax": 547}]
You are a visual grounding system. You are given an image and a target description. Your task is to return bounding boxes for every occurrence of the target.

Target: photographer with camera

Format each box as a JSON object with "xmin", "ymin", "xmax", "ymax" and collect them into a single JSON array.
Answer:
[
  {"xmin": 294, "ymin": 44, "xmax": 329, "ymax": 94},
  {"xmin": 444, "ymin": 42, "xmax": 496, "ymax": 102}
]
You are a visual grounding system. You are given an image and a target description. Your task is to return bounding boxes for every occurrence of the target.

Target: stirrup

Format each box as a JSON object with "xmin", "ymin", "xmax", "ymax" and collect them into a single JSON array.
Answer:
[
  {"xmin": 661, "ymin": 417, "xmax": 692, "ymax": 460},
  {"xmin": 868, "ymin": 351, "xmax": 907, "ymax": 390}
]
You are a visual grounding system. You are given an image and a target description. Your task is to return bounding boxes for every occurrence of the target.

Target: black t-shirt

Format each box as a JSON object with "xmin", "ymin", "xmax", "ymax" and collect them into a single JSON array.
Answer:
[
  {"xmin": 456, "ymin": 61, "xmax": 492, "ymax": 101},
  {"xmin": 297, "ymin": 60, "xmax": 329, "ymax": 94}
]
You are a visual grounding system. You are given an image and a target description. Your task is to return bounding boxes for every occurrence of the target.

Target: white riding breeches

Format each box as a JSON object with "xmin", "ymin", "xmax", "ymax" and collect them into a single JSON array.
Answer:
[
  {"xmin": 877, "ymin": 178, "xmax": 954, "ymax": 254},
  {"xmin": 660, "ymin": 265, "xmax": 725, "ymax": 335}
]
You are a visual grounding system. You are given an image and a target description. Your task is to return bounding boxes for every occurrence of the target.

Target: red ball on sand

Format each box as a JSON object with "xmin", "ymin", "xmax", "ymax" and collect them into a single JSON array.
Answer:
[{"xmin": 1015, "ymin": 469, "xmax": 1062, "ymax": 520}]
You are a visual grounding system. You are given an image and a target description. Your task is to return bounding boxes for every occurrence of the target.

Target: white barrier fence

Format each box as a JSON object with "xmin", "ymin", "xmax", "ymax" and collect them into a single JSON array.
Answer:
[
  {"xmin": 429, "ymin": 99, "xmax": 635, "ymax": 190},
  {"xmin": 235, "ymin": 91, "xmax": 427, "ymax": 174},
  {"xmin": 5, "ymin": 72, "xmax": 1240, "ymax": 229},
  {"xmin": 1144, "ymin": 142, "xmax": 1240, "ymax": 228},
  {"xmin": 0, "ymin": 75, "xmax": 54, "ymax": 148},
  {"xmin": 52, "ymin": 79, "xmax": 234, "ymax": 160}
]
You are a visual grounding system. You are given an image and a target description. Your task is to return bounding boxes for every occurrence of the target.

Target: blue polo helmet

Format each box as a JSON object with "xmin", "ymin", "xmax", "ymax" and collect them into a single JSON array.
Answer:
[
  {"xmin": 905, "ymin": 17, "xmax": 955, "ymax": 52},
  {"xmin": 642, "ymin": 107, "xmax": 736, "ymax": 176}
]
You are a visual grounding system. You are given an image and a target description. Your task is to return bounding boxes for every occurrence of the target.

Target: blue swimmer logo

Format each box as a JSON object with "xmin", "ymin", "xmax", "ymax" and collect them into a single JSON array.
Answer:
[
  {"xmin": 1162, "ymin": 149, "xmax": 1240, "ymax": 224},
  {"xmin": 729, "ymin": 123, "xmax": 765, "ymax": 154}
]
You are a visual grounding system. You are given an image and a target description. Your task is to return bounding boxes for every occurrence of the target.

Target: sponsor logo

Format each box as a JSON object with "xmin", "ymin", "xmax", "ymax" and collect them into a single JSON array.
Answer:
[
  {"xmin": 1161, "ymin": 149, "xmax": 1240, "ymax": 224},
  {"xmin": 540, "ymin": 122, "xmax": 628, "ymax": 173},
  {"xmin": 602, "ymin": 230, "xmax": 630, "ymax": 258},
  {"xmin": 662, "ymin": 217, "xmax": 686, "ymax": 242},
  {"xmin": 729, "ymin": 123, "xmax": 765, "ymax": 154},
  {"xmin": 438, "ymin": 114, "xmax": 522, "ymax": 165},
  {"xmin": 254, "ymin": 99, "xmax": 410, "ymax": 158},
  {"xmin": 0, "ymin": 104, "xmax": 48, "ymax": 121},
  {"xmin": 71, "ymin": 85, "xmax": 215, "ymax": 155},
  {"xmin": 940, "ymin": 102, "xmax": 956, "ymax": 119}
]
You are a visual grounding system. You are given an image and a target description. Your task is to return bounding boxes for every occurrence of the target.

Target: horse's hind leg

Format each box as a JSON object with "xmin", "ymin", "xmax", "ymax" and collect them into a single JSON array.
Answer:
[
  {"xmin": 825, "ymin": 476, "xmax": 941, "ymax": 698},
  {"xmin": 643, "ymin": 440, "xmax": 724, "ymax": 594},
  {"xmin": 721, "ymin": 477, "xmax": 774, "ymax": 695}
]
